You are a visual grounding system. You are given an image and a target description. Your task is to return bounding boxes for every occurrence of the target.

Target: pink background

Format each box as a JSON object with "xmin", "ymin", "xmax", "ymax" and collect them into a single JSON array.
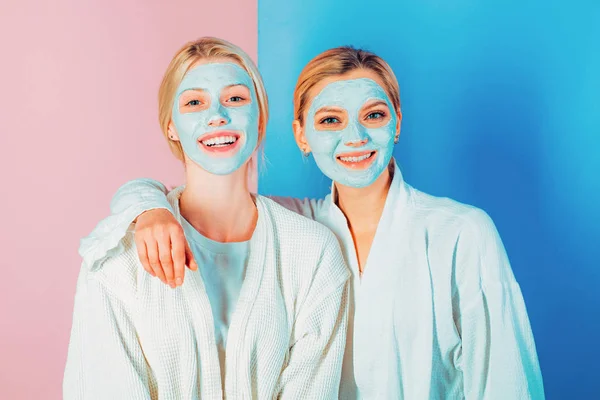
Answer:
[{"xmin": 0, "ymin": 0, "xmax": 257, "ymax": 398}]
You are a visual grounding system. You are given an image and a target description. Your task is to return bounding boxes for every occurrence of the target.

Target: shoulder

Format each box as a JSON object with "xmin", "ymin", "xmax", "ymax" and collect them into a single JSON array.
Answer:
[
  {"xmin": 398, "ymin": 187, "xmax": 515, "ymax": 287},
  {"xmin": 257, "ymin": 196, "xmax": 349, "ymax": 284},
  {"xmin": 258, "ymin": 195, "xmax": 338, "ymax": 245},
  {"xmin": 408, "ymin": 187, "xmax": 513, "ymax": 284},
  {"xmin": 406, "ymin": 185, "xmax": 497, "ymax": 237},
  {"xmin": 266, "ymin": 195, "xmax": 329, "ymax": 221},
  {"xmin": 405, "ymin": 186, "xmax": 508, "ymax": 269}
]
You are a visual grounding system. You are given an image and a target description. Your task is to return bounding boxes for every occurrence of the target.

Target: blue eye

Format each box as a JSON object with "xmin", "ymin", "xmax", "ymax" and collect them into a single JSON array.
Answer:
[
  {"xmin": 229, "ymin": 96, "xmax": 244, "ymax": 102},
  {"xmin": 366, "ymin": 111, "xmax": 385, "ymax": 120},
  {"xmin": 186, "ymin": 100, "xmax": 200, "ymax": 106},
  {"xmin": 320, "ymin": 117, "xmax": 340, "ymax": 124}
]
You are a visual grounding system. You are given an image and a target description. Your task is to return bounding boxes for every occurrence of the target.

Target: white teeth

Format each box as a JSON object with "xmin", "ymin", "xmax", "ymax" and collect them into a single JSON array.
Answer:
[
  {"xmin": 201, "ymin": 135, "xmax": 238, "ymax": 147},
  {"xmin": 339, "ymin": 152, "xmax": 373, "ymax": 162}
]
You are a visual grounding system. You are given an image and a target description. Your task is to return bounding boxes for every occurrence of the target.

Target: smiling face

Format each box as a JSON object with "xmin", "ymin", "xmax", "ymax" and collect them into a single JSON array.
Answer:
[
  {"xmin": 169, "ymin": 60, "xmax": 259, "ymax": 175},
  {"xmin": 299, "ymin": 69, "xmax": 400, "ymax": 188}
]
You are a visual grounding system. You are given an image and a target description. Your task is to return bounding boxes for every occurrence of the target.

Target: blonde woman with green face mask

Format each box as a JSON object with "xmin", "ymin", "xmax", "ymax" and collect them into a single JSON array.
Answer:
[
  {"xmin": 79, "ymin": 46, "xmax": 544, "ymax": 398},
  {"xmin": 64, "ymin": 38, "xmax": 350, "ymax": 399}
]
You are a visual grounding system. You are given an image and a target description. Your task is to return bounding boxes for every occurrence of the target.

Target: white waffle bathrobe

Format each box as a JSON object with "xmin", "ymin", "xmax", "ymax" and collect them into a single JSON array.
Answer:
[
  {"xmin": 64, "ymin": 188, "xmax": 350, "ymax": 400},
  {"xmin": 82, "ymin": 159, "xmax": 545, "ymax": 399}
]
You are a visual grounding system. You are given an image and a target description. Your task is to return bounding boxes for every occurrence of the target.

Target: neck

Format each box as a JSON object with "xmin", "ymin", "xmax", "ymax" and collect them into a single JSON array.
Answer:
[
  {"xmin": 179, "ymin": 159, "xmax": 257, "ymax": 243},
  {"xmin": 335, "ymin": 164, "xmax": 393, "ymax": 234}
]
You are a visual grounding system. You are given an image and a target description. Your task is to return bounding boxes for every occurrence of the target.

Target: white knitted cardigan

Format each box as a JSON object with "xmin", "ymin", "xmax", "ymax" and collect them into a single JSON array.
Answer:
[{"xmin": 64, "ymin": 187, "xmax": 350, "ymax": 399}]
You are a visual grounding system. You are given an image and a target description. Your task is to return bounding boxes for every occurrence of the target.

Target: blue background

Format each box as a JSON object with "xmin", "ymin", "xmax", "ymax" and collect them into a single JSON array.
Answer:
[{"xmin": 258, "ymin": 1, "xmax": 599, "ymax": 398}]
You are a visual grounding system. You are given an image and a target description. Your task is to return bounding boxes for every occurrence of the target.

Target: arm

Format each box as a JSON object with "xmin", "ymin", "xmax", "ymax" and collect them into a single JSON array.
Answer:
[
  {"xmin": 456, "ymin": 209, "xmax": 545, "ymax": 400},
  {"xmin": 80, "ymin": 182, "xmax": 323, "ymax": 287},
  {"xmin": 277, "ymin": 234, "xmax": 350, "ymax": 399},
  {"xmin": 80, "ymin": 179, "xmax": 196, "ymax": 287},
  {"xmin": 63, "ymin": 265, "xmax": 152, "ymax": 399}
]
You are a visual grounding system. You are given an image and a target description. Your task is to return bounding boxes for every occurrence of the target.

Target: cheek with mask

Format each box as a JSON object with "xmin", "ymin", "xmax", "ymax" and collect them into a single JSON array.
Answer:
[
  {"xmin": 304, "ymin": 78, "xmax": 397, "ymax": 188},
  {"xmin": 171, "ymin": 63, "xmax": 259, "ymax": 175}
]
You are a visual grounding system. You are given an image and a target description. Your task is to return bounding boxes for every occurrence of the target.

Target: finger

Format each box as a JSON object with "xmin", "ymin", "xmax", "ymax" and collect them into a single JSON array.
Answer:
[
  {"xmin": 158, "ymin": 234, "xmax": 176, "ymax": 288},
  {"xmin": 185, "ymin": 242, "xmax": 198, "ymax": 271},
  {"xmin": 147, "ymin": 239, "xmax": 167, "ymax": 284},
  {"xmin": 134, "ymin": 237, "xmax": 155, "ymax": 277},
  {"xmin": 171, "ymin": 230, "xmax": 187, "ymax": 286}
]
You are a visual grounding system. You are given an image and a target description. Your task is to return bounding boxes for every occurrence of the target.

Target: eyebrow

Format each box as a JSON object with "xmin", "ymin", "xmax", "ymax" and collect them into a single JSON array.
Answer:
[
  {"xmin": 180, "ymin": 88, "xmax": 206, "ymax": 94},
  {"xmin": 219, "ymin": 83, "xmax": 250, "ymax": 91},
  {"xmin": 363, "ymin": 100, "xmax": 389, "ymax": 109},
  {"xmin": 315, "ymin": 107, "xmax": 344, "ymax": 114},
  {"xmin": 180, "ymin": 84, "xmax": 249, "ymax": 94}
]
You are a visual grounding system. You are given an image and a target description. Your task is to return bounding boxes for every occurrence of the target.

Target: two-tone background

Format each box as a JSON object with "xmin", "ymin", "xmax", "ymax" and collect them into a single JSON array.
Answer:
[{"xmin": 1, "ymin": 0, "xmax": 598, "ymax": 398}]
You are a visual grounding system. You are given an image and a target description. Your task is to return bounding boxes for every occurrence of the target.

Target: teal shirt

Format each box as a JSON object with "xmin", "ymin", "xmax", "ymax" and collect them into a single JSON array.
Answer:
[{"xmin": 181, "ymin": 217, "xmax": 249, "ymax": 387}]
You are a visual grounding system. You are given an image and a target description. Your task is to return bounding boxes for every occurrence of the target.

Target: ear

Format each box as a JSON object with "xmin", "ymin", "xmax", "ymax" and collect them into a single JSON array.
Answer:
[
  {"xmin": 167, "ymin": 120, "xmax": 180, "ymax": 141},
  {"xmin": 292, "ymin": 119, "xmax": 311, "ymax": 154},
  {"xmin": 394, "ymin": 108, "xmax": 403, "ymax": 141}
]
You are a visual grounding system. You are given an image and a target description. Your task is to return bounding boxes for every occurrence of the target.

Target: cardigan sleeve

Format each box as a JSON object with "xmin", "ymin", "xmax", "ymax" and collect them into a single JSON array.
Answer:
[
  {"xmin": 63, "ymin": 264, "xmax": 152, "ymax": 399},
  {"xmin": 454, "ymin": 209, "xmax": 545, "ymax": 400},
  {"xmin": 276, "ymin": 233, "xmax": 350, "ymax": 399},
  {"xmin": 79, "ymin": 178, "xmax": 172, "ymax": 272}
]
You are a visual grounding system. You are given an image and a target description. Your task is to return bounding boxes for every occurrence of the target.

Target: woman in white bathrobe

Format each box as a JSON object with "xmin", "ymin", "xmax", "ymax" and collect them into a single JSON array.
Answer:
[
  {"xmin": 63, "ymin": 38, "xmax": 350, "ymax": 400},
  {"xmin": 79, "ymin": 47, "xmax": 545, "ymax": 399}
]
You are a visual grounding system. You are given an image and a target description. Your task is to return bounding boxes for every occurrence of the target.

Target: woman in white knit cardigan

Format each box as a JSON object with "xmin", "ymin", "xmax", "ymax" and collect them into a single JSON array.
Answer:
[
  {"xmin": 78, "ymin": 47, "xmax": 545, "ymax": 398},
  {"xmin": 63, "ymin": 38, "xmax": 350, "ymax": 399}
]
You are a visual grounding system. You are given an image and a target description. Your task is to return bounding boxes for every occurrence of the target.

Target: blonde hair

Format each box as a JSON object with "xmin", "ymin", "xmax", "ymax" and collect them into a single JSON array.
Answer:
[
  {"xmin": 294, "ymin": 46, "xmax": 401, "ymax": 126},
  {"xmin": 158, "ymin": 37, "xmax": 269, "ymax": 161}
]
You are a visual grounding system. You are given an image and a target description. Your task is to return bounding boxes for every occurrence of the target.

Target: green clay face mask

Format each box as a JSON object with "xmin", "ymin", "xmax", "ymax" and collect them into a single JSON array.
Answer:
[
  {"xmin": 172, "ymin": 63, "xmax": 259, "ymax": 175},
  {"xmin": 305, "ymin": 78, "xmax": 396, "ymax": 188}
]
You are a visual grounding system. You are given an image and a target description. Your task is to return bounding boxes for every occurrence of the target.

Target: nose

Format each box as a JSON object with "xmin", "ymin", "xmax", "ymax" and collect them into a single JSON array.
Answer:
[
  {"xmin": 208, "ymin": 116, "xmax": 228, "ymax": 127},
  {"xmin": 207, "ymin": 105, "xmax": 230, "ymax": 127},
  {"xmin": 342, "ymin": 122, "xmax": 369, "ymax": 147},
  {"xmin": 345, "ymin": 138, "xmax": 369, "ymax": 147}
]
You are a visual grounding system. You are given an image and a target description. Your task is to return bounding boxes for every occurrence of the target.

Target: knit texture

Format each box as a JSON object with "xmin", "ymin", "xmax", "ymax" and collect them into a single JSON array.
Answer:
[
  {"xmin": 276, "ymin": 162, "xmax": 545, "ymax": 400},
  {"xmin": 77, "ymin": 159, "xmax": 544, "ymax": 399},
  {"xmin": 65, "ymin": 189, "xmax": 350, "ymax": 399}
]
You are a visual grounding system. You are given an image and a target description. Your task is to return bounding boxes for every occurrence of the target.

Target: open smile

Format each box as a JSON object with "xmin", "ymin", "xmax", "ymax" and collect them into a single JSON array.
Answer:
[
  {"xmin": 198, "ymin": 130, "xmax": 242, "ymax": 155},
  {"xmin": 336, "ymin": 150, "xmax": 377, "ymax": 170}
]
